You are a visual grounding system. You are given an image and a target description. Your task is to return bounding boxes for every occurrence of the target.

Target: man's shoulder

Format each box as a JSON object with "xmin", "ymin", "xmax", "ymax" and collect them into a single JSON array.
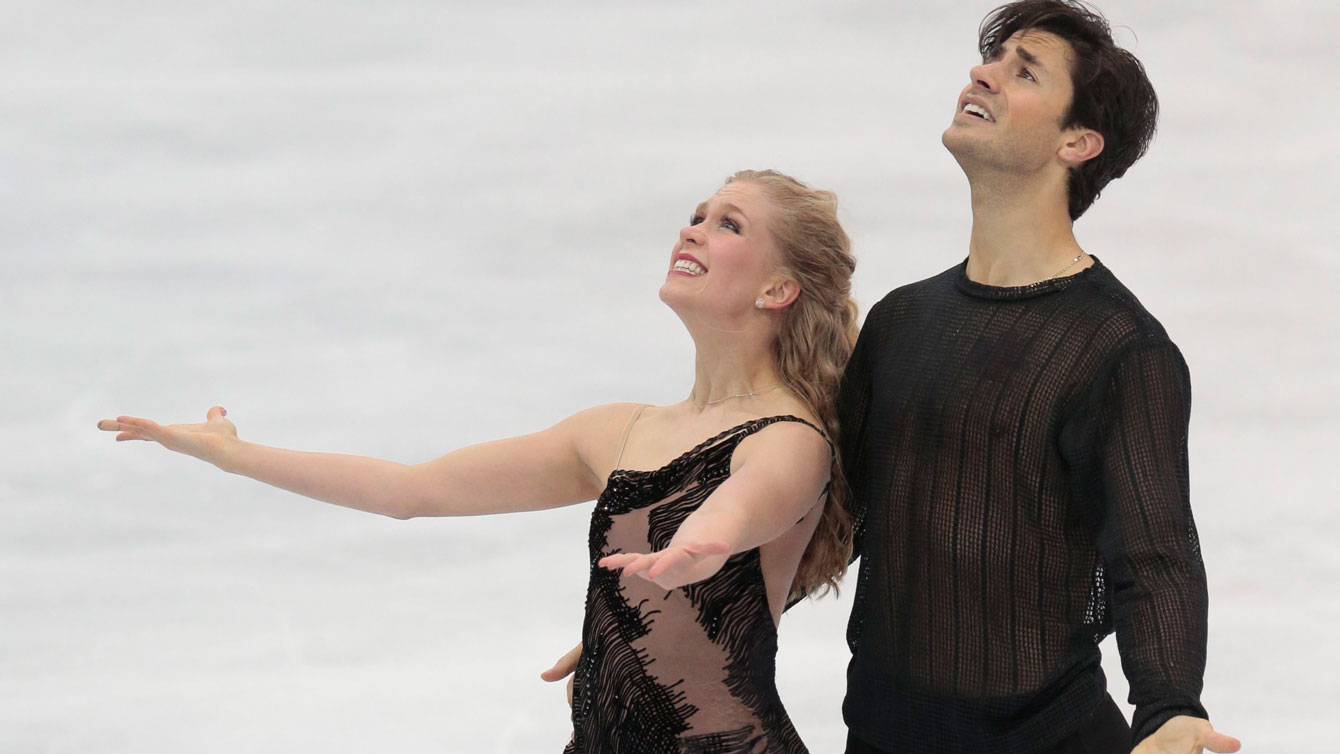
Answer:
[
  {"xmin": 1078, "ymin": 258, "xmax": 1178, "ymax": 349},
  {"xmin": 866, "ymin": 263, "xmax": 962, "ymax": 320}
]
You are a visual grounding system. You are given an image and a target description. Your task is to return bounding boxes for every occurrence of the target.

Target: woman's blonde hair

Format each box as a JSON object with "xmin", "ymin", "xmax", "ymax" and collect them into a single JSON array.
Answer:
[{"xmin": 727, "ymin": 169, "xmax": 858, "ymax": 600}]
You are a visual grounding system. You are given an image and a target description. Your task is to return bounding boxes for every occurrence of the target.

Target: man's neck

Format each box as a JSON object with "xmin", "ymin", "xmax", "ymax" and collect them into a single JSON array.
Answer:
[{"xmin": 964, "ymin": 170, "xmax": 1089, "ymax": 287}]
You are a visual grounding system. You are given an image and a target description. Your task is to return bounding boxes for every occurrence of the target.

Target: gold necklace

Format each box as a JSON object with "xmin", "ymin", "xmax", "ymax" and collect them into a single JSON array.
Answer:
[
  {"xmin": 692, "ymin": 384, "xmax": 784, "ymax": 409},
  {"xmin": 1046, "ymin": 251, "xmax": 1087, "ymax": 280}
]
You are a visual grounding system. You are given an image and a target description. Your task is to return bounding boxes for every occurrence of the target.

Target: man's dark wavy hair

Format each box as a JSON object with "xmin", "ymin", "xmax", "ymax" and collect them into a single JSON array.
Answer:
[{"xmin": 979, "ymin": 0, "xmax": 1158, "ymax": 220}]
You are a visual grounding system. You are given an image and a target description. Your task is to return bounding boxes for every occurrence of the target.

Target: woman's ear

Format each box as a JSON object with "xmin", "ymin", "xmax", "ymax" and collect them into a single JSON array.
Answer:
[{"xmin": 761, "ymin": 278, "xmax": 801, "ymax": 309}]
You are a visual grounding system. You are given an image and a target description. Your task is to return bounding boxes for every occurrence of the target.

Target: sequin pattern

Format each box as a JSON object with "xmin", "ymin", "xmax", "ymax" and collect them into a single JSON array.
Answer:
[{"xmin": 564, "ymin": 416, "xmax": 821, "ymax": 754}]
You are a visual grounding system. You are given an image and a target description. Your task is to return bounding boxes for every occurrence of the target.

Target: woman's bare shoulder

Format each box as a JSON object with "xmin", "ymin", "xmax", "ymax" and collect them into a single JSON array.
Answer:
[{"xmin": 559, "ymin": 402, "xmax": 652, "ymax": 438}]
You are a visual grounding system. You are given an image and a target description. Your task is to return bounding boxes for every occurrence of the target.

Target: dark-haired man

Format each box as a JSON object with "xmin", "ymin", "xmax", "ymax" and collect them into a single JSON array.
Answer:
[
  {"xmin": 836, "ymin": 1, "xmax": 1237, "ymax": 753},
  {"xmin": 547, "ymin": 2, "xmax": 1239, "ymax": 752}
]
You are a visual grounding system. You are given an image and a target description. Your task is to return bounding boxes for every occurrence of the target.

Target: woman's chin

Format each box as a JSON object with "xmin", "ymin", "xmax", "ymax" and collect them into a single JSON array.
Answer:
[
  {"xmin": 659, "ymin": 275, "xmax": 690, "ymax": 299},
  {"xmin": 658, "ymin": 281, "xmax": 681, "ymax": 307},
  {"xmin": 658, "ymin": 282, "xmax": 701, "ymax": 319}
]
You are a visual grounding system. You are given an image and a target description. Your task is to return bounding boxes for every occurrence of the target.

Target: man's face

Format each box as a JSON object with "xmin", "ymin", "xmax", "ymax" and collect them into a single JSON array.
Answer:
[{"xmin": 942, "ymin": 29, "xmax": 1078, "ymax": 177}]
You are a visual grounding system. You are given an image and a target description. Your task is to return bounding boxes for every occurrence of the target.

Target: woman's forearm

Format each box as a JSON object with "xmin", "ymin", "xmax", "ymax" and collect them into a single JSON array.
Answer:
[
  {"xmin": 217, "ymin": 439, "xmax": 417, "ymax": 519},
  {"xmin": 670, "ymin": 507, "xmax": 748, "ymax": 554}
]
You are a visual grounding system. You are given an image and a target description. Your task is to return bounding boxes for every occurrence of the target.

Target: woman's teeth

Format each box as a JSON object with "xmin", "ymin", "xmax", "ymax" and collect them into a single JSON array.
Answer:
[{"xmin": 673, "ymin": 259, "xmax": 706, "ymax": 276}]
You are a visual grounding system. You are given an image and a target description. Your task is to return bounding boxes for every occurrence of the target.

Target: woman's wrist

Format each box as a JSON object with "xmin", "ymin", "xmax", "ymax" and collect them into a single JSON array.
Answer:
[{"xmin": 210, "ymin": 435, "xmax": 246, "ymax": 473}]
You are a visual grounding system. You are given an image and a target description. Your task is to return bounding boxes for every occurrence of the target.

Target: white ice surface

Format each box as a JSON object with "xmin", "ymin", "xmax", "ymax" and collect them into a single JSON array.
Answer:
[{"xmin": 2, "ymin": 1, "xmax": 1337, "ymax": 751}]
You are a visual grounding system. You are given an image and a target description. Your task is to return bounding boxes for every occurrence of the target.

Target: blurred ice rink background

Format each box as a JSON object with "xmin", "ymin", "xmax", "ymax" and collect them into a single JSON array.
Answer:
[{"xmin": 2, "ymin": 1, "xmax": 1336, "ymax": 751}]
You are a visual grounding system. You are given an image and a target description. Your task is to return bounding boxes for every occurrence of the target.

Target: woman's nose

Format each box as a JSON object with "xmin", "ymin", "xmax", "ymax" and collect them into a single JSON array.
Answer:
[{"xmin": 679, "ymin": 223, "xmax": 704, "ymax": 246}]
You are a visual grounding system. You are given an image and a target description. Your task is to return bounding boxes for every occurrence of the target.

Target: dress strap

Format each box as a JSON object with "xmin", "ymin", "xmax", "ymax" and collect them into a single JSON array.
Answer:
[
  {"xmin": 747, "ymin": 415, "xmax": 835, "ymax": 459},
  {"xmin": 613, "ymin": 404, "xmax": 649, "ymax": 469}
]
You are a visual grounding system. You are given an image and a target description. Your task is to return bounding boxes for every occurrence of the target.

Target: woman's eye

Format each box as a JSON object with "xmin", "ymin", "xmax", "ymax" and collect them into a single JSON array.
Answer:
[
  {"xmin": 721, "ymin": 217, "xmax": 741, "ymax": 233},
  {"xmin": 689, "ymin": 214, "xmax": 704, "ymax": 226}
]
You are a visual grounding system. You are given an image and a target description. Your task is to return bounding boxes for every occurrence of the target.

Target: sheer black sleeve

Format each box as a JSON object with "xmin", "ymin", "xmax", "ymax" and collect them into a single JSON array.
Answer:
[
  {"xmin": 836, "ymin": 300, "xmax": 879, "ymax": 564},
  {"xmin": 784, "ymin": 301, "xmax": 880, "ymax": 615},
  {"xmin": 1088, "ymin": 339, "xmax": 1210, "ymax": 745}
]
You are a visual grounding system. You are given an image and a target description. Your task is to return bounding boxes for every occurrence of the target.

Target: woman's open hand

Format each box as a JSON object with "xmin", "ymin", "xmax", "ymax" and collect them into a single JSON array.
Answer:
[
  {"xmin": 598, "ymin": 541, "xmax": 732, "ymax": 590},
  {"xmin": 97, "ymin": 406, "xmax": 238, "ymax": 466}
]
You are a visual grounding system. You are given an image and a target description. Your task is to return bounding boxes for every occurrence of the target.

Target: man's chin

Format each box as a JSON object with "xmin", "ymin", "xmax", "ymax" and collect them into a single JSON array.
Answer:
[{"xmin": 941, "ymin": 128, "xmax": 979, "ymax": 166}]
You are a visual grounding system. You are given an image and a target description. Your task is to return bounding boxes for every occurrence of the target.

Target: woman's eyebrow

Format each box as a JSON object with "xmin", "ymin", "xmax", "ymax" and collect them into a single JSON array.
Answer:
[
  {"xmin": 696, "ymin": 201, "xmax": 750, "ymax": 223},
  {"xmin": 720, "ymin": 202, "xmax": 749, "ymax": 222}
]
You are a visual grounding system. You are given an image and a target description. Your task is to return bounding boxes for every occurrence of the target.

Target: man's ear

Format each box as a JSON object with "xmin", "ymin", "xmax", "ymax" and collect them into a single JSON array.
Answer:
[{"xmin": 1058, "ymin": 127, "xmax": 1104, "ymax": 168}]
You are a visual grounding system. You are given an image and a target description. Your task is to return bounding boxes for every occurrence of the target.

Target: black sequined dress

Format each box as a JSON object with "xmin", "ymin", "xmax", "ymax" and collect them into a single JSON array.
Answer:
[{"xmin": 564, "ymin": 415, "xmax": 823, "ymax": 754}]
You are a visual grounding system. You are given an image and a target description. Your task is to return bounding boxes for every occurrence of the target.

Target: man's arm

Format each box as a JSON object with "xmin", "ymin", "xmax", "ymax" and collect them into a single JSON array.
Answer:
[
  {"xmin": 1086, "ymin": 339, "xmax": 1235, "ymax": 751},
  {"xmin": 778, "ymin": 298, "xmax": 878, "ymax": 616},
  {"xmin": 835, "ymin": 298, "xmax": 879, "ymax": 564}
]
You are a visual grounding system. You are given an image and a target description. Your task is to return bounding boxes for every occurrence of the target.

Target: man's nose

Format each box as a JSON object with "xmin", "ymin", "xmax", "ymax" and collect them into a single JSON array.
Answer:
[{"xmin": 968, "ymin": 60, "xmax": 999, "ymax": 93}]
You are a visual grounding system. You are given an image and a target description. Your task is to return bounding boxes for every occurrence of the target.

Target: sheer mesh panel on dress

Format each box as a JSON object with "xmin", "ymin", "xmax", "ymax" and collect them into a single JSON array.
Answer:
[{"xmin": 566, "ymin": 416, "xmax": 825, "ymax": 754}]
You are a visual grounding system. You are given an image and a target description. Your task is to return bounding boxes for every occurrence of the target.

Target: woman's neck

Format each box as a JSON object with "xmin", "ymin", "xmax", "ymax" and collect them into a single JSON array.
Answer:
[{"xmin": 687, "ymin": 334, "xmax": 783, "ymax": 411}]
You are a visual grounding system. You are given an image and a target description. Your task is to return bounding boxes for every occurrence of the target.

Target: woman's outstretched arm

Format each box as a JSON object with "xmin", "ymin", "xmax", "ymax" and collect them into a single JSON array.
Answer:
[
  {"xmin": 599, "ymin": 421, "xmax": 831, "ymax": 589},
  {"xmin": 99, "ymin": 403, "xmax": 635, "ymax": 519}
]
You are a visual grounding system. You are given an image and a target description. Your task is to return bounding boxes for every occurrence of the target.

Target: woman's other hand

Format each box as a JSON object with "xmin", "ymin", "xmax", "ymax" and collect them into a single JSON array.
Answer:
[
  {"xmin": 541, "ymin": 641, "xmax": 584, "ymax": 708},
  {"xmin": 97, "ymin": 406, "xmax": 238, "ymax": 467}
]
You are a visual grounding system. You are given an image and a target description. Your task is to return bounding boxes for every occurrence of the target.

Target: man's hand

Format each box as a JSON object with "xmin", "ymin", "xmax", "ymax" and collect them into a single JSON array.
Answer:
[
  {"xmin": 541, "ymin": 642, "xmax": 582, "ymax": 708},
  {"xmin": 1132, "ymin": 716, "xmax": 1240, "ymax": 754}
]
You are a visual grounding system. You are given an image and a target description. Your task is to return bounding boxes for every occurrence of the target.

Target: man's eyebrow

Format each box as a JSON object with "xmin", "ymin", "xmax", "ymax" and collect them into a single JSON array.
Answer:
[{"xmin": 1015, "ymin": 45, "xmax": 1047, "ymax": 71}]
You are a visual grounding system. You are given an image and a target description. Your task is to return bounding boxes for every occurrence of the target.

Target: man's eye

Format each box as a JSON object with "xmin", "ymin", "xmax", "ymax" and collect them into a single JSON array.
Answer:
[{"xmin": 1020, "ymin": 68, "xmax": 1036, "ymax": 82}]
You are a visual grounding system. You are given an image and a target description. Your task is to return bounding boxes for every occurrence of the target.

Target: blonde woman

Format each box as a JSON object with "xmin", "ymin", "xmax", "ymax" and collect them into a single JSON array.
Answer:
[{"xmin": 99, "ymin": 169, "xmax": 858, "ymax": 753}]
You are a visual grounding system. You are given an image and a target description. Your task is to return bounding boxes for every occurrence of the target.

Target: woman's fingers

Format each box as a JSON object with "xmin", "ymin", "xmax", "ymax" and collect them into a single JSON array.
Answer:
[
  {"xmin": 629, "ymin": 553, "xmax": 664, "ymax": 575},
  {"xmin": 601, "ymin": 542, "xmax": 733, "ymax": 579},
  {"xmin": 99, "ymin": 409, "xmax": 228, "ymax": 431},
  {"xmin": 100, "ymin": 417, "xmax": 148, "ymax": 436},
  {"xmin": 116, "ymin": 416, "xmax": 159, "ymax": 432},
  {"xmin": 540, "ymin": 642, "xmax": 584, "ymax": 682},
  {"xmin": 646, "ymin": 550, "xmax": 690, "ymax": 581},
  {"xmin": 599, "ymin": 552, "xmax": 660, "ymax": 576},
  {"xmin": 98, "ymin": 410, "xmax": 234, "ymax": 464},
  {"xmin": 99, "ymin": 414, "xmax": 178, "ymax": 448},
  {"xmin": 598, "ymin": 553, "xmax": 641, "ymax": 569},
  {"xmin": 1203, "ymin": 731, "xmax": 1241, "ymax": 753},
  {"xmin": 98, "ymin": 416, "xmax": 152, "ymax": 432}
]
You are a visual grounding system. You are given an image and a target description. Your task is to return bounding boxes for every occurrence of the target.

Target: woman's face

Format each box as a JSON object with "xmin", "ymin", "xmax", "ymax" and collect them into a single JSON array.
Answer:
[{"xmin": 659, "ymin": 181, "xmax": 784, "ymax": 321}]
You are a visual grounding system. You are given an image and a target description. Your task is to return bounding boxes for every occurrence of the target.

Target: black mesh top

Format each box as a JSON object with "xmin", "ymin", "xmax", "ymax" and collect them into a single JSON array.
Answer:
[
  {"xmin": 836, "ymin": 258, "xmax": 1209, "ymax": 752},
  {"xmin": 566, "ymin": 415, "xmax": 828, "ymax": 754}
]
